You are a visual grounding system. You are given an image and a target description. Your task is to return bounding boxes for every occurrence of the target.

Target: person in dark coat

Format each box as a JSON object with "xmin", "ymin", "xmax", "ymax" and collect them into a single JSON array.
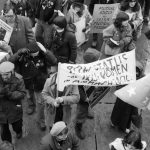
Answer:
[
  {"xmin": 35, "ymin": 0, "xmax": 61, "ymax": 46},
  {"xmin": 9, "ymin": 42, "xmax": 57, "ymax": 130},
  {"xmin": 110, "ymin": 62, "xmax": 144, "ymax": 133},
  {"xmin": 48, "ymin": 16, "xmax": 77, "ymax": 63},
  {"xmin": 75, "ymin": 48, "xmax": 101, "ymax": 139},
  {"xmin": 1, "ymin": 0, "xmax": 35, "ymax": 54},
  {"xmin": 0, "ymin": 61, "xmax": 26, "ymax": 143},
  {"xmin": 40, "ymin": 121, "xmax": 80, "ymax": 150}
]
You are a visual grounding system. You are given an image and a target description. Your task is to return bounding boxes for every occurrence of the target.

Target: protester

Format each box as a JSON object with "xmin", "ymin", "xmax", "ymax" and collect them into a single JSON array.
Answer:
[
  {"xmin": 42, "ymin": 65, "xmax": 79, "ymax": 131},
  {"xmin": 75, "ymin": 48, "xmax": 101, "ymax": 139},
  {"xmin": 66, "ymin": 0, "xmax": 92, "ymax": 63},
  {"xmin": 118, "ymin": 0, "xmax": 143, "ymax": 41},
  {"xmin": 35, "ymin": 0, "xmax": 61, "ymax": 46},
  {"xmin": 9, "ymin": 42, "xmax": 57, "ymax": 131},
  {"xmin": 0, "ymin": 61, "xmax": 26, "ymax": 143},
  {"xmin": 40, "ymin": 121, "xmax": 80, "ymax": 150},
  {"xmin": 0, "ymin": 141, "xmax": 14, "ymax": 150},
  {"xmin": 109, "ymin": 130, "xmax": 147, "ymax": 150},
  {"xmin": 48, "ymin": 16, "xmax": 77, "ymax": 63},
  {"xmin": 101, "ymin": 11, "xmax": 133, "ymax": 59},
  {"xmin": 89, "ymin": 0, "xmax": 115, "ymax": 48},
  {"xmin": 110, "ymin": 61, "xmax": 144, "ymax": 133},
  {"xmin": 1, "ymin": 0, "xmax": 35, "ymax": 54},
  {"xmin": 66, "ymin": 0, "xmax": 92, "ymax": 42}
]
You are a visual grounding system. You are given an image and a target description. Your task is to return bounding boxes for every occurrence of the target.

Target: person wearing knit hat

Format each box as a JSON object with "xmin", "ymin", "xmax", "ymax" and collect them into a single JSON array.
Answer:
[
  {"xmin": 40, "ymin": 121, "xmax": 79, "ymax": 150},
  {"xmin": 83, "ymin": 48, "xmax": 101, "ymax": 63},
  {"xmin": 53, "ymin": 16, "xmax": 67, "ymax": 31},
  {"xmin": 0, "ymin": 61, "xmax": 26, "ymax": 143},
  {"xmin": 74, "ymin": 47, "xmax": 101, "ymax": 140},
  {"xmin": 9, "ymin": 42, "xmax": 57, "ymax": 131},
  {"xmin": 48, "ymin": 16, "xmax": 77, "ymax": 63}
]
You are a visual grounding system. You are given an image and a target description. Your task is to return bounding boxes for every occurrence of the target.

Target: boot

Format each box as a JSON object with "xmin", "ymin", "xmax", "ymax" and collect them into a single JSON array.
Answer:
[{"xmin": 75, "ymin": 123, "xmax": 85, "ymax": 140}]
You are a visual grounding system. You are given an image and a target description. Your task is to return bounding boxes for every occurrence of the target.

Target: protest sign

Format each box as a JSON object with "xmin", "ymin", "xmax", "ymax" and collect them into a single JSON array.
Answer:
[
  {"xmin": 0, "ymin": 19, "xmax": 13, "ymax": 43},
  {"xmin": 57, "ymin": 50, "xmax": 136, "ymax": 91},
  {"xmin": 115, "ymin": 74, "xmax": 150, "ymax": 110},
  {"xmin": 90, "ymin": 3, "xmax": 119, "ymax": 33},
  {"xmin": 74, "ymin": 17, "xmax": 86, "ymax": 47},
  {"xmin": 0, "ymin": 52, "xmax": 9, "ymax": 64}
]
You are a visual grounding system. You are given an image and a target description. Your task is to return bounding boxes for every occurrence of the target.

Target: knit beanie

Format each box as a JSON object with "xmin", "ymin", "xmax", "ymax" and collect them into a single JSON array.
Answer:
[
  {"xmin": 53, "ymin": 16, "xmax": 67, "ymax": 29},
  {"xmin": 116, "ymin": 11, "xmax": 129, "ymax": 21},
  {"xmin": 83, "ymin": 48, "xmax": 101, "ymax": 63},
  {"xmin": 26, "ymin": 42, "xmax": 41, "ymax": 54},
  {"xmin": 50, "ymin": 121, "xmax": 66, "ymax": 136}
]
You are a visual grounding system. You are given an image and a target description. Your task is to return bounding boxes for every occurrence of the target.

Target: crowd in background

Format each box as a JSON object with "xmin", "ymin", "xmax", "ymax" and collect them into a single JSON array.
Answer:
[{"xmin": 0, "ymin": 0, "xmax": 150, "ymax": 150}]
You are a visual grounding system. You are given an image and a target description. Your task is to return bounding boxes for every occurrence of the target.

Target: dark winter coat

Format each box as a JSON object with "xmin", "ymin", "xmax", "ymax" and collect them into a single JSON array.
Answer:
[
  {"xmin": 40, "ymin": 132, "xmax": 80, "ymax": 150},
  {"xmin": 0, "ymin": 74, "xmax": 26, "ymax": 124},
  {"xmin": 9, "ymin": 50, "xmax": 57, "ymax": 91},
  {"xmin": 8, "ymin": 15, "xmax": 35, "ymax": 53},
  {"xmin": 48, "ymin": 25, "xmax": 77, "ymax": 63}
]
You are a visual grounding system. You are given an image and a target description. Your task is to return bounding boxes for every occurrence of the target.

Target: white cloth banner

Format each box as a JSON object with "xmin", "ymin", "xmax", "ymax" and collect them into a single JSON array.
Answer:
[{"xmin": 57, "ymin": 50, "xmax": 136, "ymax": 91}]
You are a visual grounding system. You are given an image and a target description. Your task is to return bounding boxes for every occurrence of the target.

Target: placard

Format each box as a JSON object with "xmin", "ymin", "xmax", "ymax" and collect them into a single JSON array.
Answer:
[{"xmin": 90, "ymin": 3, "xmax": 119, "ymax": 33}]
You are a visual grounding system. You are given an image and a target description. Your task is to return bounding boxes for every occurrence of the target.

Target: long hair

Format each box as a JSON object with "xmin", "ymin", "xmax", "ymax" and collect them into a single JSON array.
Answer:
[
  {"xmin": 120, "ymin": 0, "xmax": 140, "ymax": 12},
  {"xmin": 123, "ymin": 130, "xmax": 143, "ymax": 149},
  {"xmin": 114, "ymin": 12, "xmax": 129, "ymax": 31}
]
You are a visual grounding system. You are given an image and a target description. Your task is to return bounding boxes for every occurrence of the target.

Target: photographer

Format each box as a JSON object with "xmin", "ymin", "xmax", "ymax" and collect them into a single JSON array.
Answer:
[{"xmin": 9, "ymin": 42, "xmax": 57, "ymax": 130}]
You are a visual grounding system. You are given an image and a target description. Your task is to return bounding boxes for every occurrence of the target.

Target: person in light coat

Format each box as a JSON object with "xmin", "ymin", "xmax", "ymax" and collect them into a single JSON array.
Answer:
[{"xmin": 42, "ymin": 66, "xmax": 80, "ymax": 131}]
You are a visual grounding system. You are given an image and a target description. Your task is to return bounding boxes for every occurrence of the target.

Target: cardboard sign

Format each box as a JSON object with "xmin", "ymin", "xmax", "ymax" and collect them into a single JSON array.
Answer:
[
  {"xmin": 0, "ymin": 19, "xmax": 13, "ymax": 43},
  {"xmin": 90, "ymin": 3, "xmax": 119, "ymax": 33},
  {"xmin": 57, "ymin": 50, "xmax": 136, "ymax": 91}
]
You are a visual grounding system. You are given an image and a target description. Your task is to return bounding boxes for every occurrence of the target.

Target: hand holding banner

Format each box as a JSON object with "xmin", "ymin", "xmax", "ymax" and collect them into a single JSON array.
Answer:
[{"xmin": 57, "ymin": 50, "xmax": 136, "ymax": 91}]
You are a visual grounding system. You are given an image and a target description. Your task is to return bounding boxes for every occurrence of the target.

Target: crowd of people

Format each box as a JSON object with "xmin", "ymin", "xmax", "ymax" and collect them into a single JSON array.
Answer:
[{"xmin": 0, "ymin": 0, "xmax": 150, "ymax": 149}]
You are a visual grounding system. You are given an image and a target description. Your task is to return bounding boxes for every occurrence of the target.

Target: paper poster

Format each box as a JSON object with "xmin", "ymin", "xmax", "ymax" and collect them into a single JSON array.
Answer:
[
  {"xmin": 90, "ymin": 3, "xmax": 119, "ymax": 33},
  {"xmin": 57, "ymin": 50, "xmax": 136, "ymax": 91},
  {"xmin": 74, "ymin": 17, "xmax": 86, "ymax": 47},
  {"xmin": 0, "ymin": 19, "xmax": 13, "ymax": 43}
]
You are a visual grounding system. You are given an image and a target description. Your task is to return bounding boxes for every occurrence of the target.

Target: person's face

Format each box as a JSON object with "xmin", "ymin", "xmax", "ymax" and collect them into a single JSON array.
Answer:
[
  {"xmin": 4, "ymin": 9, "xmax": 15, "ymax": 24},
  {"xmin": 129, "ymin": 0, "xmax": 136, "ymax": 8},
  {"xmin": 122, "ymin": 20, "xmax": 129, "ymax": 27},
  {"xmin": 56, "ymin": 128, "xmax": 68, "ymax": 141},
  {"xmin": 127, "ymin": 143, "xmax": 136, "ymax": 150},
  {"xmin": 1, "ymin": 72, "xmax": 12, "ymax": 82}
]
